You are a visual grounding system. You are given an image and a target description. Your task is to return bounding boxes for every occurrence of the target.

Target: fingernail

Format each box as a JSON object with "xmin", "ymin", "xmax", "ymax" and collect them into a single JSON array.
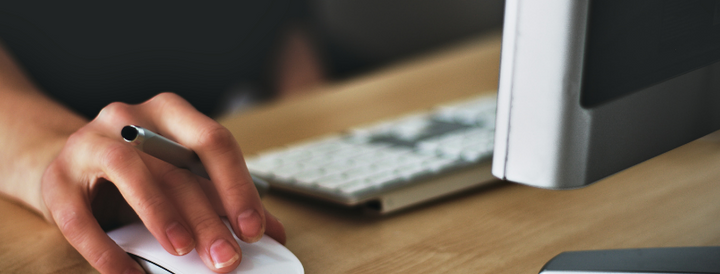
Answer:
[
  {"xmin": 166, "ymin": 222, "xmax": 194, "ymax": 255},
  {"xmin": 210, "ymin": 239, "xmax": 240, "ymax": 269},
  {"xmin": 238, "ymin": 209, "xmax": 262, "ymax": 241}
]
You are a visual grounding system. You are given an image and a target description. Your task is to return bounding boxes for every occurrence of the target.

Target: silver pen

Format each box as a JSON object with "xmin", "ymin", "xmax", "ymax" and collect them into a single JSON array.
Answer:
[{"xmin": 121, "ymin": 125, "xmax": 269, "ymax": 196}]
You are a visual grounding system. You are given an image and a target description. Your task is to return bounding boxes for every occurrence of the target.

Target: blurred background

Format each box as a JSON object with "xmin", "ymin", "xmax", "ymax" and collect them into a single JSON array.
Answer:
[{"xmin": 0, "ymin": 0, "xmax": 504, "ymax": 118}]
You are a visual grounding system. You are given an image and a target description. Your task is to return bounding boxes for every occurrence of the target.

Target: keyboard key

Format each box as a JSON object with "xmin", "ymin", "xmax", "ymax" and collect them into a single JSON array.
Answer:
[
  {"xmin": 315, "ymin": 173, "xmax": 348, "ymax": 188},
  {"xmin": 461, "ymin": 150, "xmax": 488, "ymax": 162},
  {"xmin": 304, "ymin": 155, "xmax": 336, "ymax": 167},
  {"xmin": 246, "ymin": 94, "xmax": 497, "ymax": 204},
  {"xmin": 271, "ymin": 163, "xmax": 306, "ymax": 181},
  {"xmin": 438, "ymin": 144, "xmax": 464, "ymax": 158},
  {"xmin": 422, "ymin": 158, "xmax": 457, "ymax": 173},
  {"xmin": 245, "ymin": 159, "xmax": 275, "ymax": 177},
  {"xmin": 322, "ymin": 160, "xmax": 357, "ymax": 173},
  {"xmin": 342, "ymin": 165, "xmax": 375, "ymax": 181},
  {"xmin": 417, "ymin": 140, "xmax": 440, "ymax": 153},
  {"xmin": 338, "ymin": 179, "xmax": 373, "ymax": 195},
  {"xmin": 365, "ymin": 170, "xmax": 402, "ymax": 187},
  {"xmin": 293, "ymin": 169, "xmax": 327, "ymax": 185},
  {"xmin": 395, "ymin": 164, "xmax": 431, "ymax": 180}
]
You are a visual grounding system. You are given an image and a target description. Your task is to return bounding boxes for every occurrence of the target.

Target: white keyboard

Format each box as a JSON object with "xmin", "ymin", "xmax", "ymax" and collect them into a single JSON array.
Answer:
[{"xmin": 245, "ymin": 94, "xmax": 498, "ymax": 213}]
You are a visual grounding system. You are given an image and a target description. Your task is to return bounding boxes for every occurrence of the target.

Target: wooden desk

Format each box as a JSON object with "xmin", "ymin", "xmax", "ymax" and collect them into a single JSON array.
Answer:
[{"xmin": 4, "ymin": 32, "xmax": 720, "ymax": 273}]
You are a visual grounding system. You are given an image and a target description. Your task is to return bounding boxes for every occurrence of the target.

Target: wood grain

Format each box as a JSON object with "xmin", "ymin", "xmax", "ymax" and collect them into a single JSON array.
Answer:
[
  {"xmin": 0, "ymin": 194, "xmax": 97, "ymax": 273},
  {"xmin": 253, "ymin": 131, "xmax": 720, "ymax": 274}
]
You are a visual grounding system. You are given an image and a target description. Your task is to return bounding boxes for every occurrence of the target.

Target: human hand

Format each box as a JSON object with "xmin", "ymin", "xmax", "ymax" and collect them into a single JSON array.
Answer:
[{"xmin": 41, "ymin": 92, "xmax": 285, "ymax": 274}]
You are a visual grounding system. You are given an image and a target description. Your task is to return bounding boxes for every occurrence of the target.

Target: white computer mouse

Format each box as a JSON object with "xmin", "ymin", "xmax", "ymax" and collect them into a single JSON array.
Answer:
[{"xmin": 107, "ymin": 222, "xmax": 303, "ymax": 274}]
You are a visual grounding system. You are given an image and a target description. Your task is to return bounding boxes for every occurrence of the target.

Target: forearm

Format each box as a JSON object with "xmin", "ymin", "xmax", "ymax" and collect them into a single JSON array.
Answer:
[{"xmin": 0, "ymin": 43, "xmax": 87, "ymax": 216}]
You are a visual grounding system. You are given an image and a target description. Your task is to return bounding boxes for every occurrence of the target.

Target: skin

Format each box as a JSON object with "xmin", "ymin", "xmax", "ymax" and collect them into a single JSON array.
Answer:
[{"xmin": 0, "ymin": 42, "xmax": 286, "ymax": 274}]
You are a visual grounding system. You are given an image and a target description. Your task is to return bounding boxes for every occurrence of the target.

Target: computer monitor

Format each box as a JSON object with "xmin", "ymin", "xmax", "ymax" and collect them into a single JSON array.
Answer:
[
  {"xmin": 493, "ymin": 0, "xmax": 720, "ymax": 189},
  {"xmin": 492, "ymin": 0, "xmax": 720, "ymax": 272}
]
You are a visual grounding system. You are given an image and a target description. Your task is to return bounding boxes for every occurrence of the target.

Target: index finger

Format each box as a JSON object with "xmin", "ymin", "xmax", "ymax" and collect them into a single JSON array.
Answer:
[
  {"xmin": 139, "ymin": 92, "xmax": 265, "ymax": 243},
  {"xmin": 43, "ymin": 163, "xmax": 144, "ymax": 274}
]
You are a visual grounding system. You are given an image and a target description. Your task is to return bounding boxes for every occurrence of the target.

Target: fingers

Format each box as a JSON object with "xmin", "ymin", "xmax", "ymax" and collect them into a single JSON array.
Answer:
[
  {"xmin": 86, "ymin": 134, "xmax": 196, "ymax": 257},
  {"xmin": 43, "ymin": 160, "xmax": 144, "ymax": 274},
  {"xmin": 95, "ymin": 95, "xmax": 281, "ymax": 246},
  {"xmin": 54, "ymin": 128, "xmax": 196, "ymax": 260},
  {"xmin": 94, "ymin": 102, "xmax": 150, "ymax": 140},
  {"xmin": 43, "ymin": 93, "xmax": 286, "ymax": 274},
  {"xmin": 139, "ymin": 92, "xmax": 266, "ymax": 243},
  {"xmin": 142, "ymin": 153, "xmax": 243, "ymax": 271}
]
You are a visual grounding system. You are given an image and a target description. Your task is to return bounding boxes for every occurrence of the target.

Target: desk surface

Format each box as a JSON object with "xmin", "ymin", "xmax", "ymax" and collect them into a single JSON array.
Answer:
[{"xmin": 3, "ymin": 33, "xmax": 720, "ymax": 274}]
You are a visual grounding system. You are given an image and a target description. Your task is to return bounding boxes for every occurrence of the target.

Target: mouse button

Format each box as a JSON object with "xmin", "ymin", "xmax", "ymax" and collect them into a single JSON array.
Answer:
[
  {"xmin": 107, "ymin": 223, "xmax": 157, "ymax": 249},
  {"xmin": 239, "ymin": 237, "xmax": 293, "ymax": 262},
  {"xmin": 108, "ymin": 223, "xmax": 212, "ymax": 274},
  {"xmin": 234, "ymin": 236, "xmax": 304, "ymax": 274},
  {"xmin": 131, "ymin": 255, "xmax": 173, "ymax": 274}
]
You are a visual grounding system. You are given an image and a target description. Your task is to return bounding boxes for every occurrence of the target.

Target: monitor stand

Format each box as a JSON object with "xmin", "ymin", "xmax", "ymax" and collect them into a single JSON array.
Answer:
[{"xmin": 539, "ymin": 247, "xmax": 720, "ymax": 273}]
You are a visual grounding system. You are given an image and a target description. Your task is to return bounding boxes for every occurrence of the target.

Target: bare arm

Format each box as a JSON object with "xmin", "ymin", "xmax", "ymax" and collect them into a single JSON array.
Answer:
[
  {"xmin": 0, "ymin": 43, "xmax": 86, "ymax": 216},
  {"xmin": 0, "ymin": 43, "xmax": 285, "ymax": 274}
]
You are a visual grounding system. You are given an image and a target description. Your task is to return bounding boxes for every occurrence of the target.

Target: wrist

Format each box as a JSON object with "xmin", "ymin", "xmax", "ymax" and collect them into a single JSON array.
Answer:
[
  {"xmin": 0, "ymin": 89, "xmax": 87, "ymax": 218},
  {"xmin": 5, "ymin": 128, "xmax": 75, "ymax": 219}
]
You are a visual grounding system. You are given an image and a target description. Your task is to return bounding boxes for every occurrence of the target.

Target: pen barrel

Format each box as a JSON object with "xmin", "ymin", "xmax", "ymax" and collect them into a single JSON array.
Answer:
[
  {"xmin": 125, "ymin": 126, "xmax": 209, "ymax": 179},
  {"xmin": 122, "ymin": 125, "xmax": 268, "ymax": 196},
  {"xmin": 144, "ymin": 135, "xmax": 209, "ymax": 179}
]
